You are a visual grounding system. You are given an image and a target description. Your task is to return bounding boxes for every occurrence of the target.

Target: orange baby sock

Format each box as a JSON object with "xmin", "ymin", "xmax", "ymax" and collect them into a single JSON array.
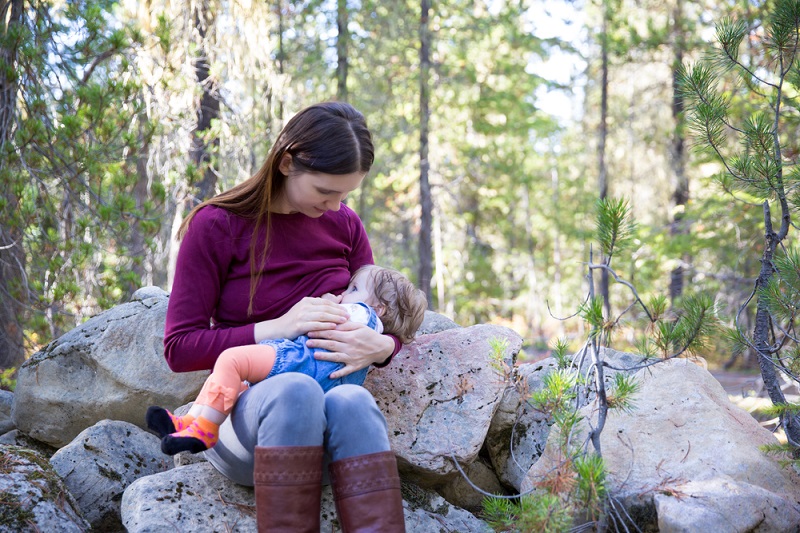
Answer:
[
  {"xmin": 146, "ymin": 406, "xmax": 195, "ymax": 438},
  {"xmin": 161, "ymin": 416, "xmax": 220, "ymax": 455}
]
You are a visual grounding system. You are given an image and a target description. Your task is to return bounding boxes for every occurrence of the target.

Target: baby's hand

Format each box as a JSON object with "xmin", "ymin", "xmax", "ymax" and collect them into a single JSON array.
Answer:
[{"xmin": 321, "ymin": 292, "xmax": 343, "ymax": 303}]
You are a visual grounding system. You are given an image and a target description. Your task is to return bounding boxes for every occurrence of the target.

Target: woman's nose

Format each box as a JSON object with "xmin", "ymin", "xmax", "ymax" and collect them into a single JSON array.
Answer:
[{"xmin": 326, "ymin": 195, "xmax": 346, "ymax": 211}]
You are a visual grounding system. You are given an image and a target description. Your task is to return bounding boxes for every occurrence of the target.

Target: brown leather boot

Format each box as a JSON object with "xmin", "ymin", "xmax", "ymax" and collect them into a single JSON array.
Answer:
[
  {"xmin": 329, "ymin": 451, "xmax": 406, "ymax": 533},
  {"xmin": 253, "ymin": 445, "xmax": 324, "ymax": 533}
]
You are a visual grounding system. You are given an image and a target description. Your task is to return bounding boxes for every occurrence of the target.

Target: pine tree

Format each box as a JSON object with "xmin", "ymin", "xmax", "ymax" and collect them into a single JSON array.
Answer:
[
  {"xmin": 0, "ymin": 0, "xmax": 25, "ymax": 368},
  {"xmin": 678, "ymin": 0, "xmax": 800, "ymax": 454},
  {"xmin": 1, "ymin": 1, "xmax": 160, "ymax": 361}
]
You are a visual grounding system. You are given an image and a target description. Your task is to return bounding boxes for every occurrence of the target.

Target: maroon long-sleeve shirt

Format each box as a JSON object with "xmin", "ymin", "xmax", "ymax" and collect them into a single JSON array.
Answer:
[{"xmin": 164, "ymin": 204, "xmax": 397, "ymax": 372}]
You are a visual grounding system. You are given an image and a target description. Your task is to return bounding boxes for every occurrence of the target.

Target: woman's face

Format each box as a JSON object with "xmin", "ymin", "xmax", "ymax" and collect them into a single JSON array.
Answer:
[{"xmin": 273, "ymin": 154, "xmax": 365, "ymax": 217}]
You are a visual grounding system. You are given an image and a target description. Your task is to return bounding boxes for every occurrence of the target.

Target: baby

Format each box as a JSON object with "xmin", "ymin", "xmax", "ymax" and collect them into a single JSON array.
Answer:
[{"xmin": 147, "ymin": 264, "xmax": 427, "ymax": 455}]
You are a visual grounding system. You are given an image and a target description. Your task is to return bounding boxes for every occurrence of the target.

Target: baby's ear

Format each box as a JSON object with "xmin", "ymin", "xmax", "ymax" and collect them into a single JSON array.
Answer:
[{"xmin": 373, "ymin": 303, "xmax": 386, "ymax": 317}]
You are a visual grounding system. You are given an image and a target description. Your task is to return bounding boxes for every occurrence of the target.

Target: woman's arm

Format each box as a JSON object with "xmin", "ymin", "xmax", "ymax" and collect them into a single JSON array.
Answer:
[
  {"xmin": 307, "ymin": 323, "xmax": 396, "ymax": 379},
  {"xmin": 164, "ymin": 208, "xmax": 255, "ymax": 372},
  {"xmin": 254, "ymin": 297, "xmax": 349, "ymax": 342}
]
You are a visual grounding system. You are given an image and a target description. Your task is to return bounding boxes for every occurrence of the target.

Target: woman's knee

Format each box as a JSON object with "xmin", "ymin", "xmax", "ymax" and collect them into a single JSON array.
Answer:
[
  {"xmin": 255, "ymin": 373, "xmax": 324, "ymax": 409},
  {"xmin": 324, "ymin": 385, "xmax": 389, "ymax": 458},
  {"xmin": 325, "ymin": 385, "xmax": 387, "ymax": 433},
  {"xmin": 325, "ymin": 385, "xmax": 378, "ymax": 416},
  {"xmin": 243, "ymin": 373, "xmax": 327, "ymax": 446}
]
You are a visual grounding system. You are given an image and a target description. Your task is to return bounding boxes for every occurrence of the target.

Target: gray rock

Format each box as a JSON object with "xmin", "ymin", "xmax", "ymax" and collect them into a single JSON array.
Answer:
[
  {"xmin": 50, "ymin": 419, "xmax": 173, "ymax": 531},
  {"xmin": 522, "ymin": 357, "xmax": 800, "ymax": 531},
  {"xmin": 131, "ymin": 286, "xmax": 169, "ymax": 301},
  {"xmin": 0, "ymin": 429, "xmax": 59, "ymax": 458},
  {"xmin": 486, "ymin": 358, "xmax": 559, "ymax": 491},
  {"xmin": 121, "ymin": 461, "xmax": 491, "ymax": 532},
  {"xmin": 121, "ymin": 462, "xmax": 256, "ymax": 532},
  {"xmin": 436, "ymin": 456, "xmax": 506, "ymax": 513},
  {"xmin": 655, "ymin": 477, "xmax": 800, "ymax": 533},
  {"xmin": 401, "ymin": 482, "xmax": 493, "ymax": 532},
  {"xmin": 485, "ymin": 349, "xmax": 657, "ymax": 492},
  {"xmin": 174, "ymin": 450, "xmax": 209, "ymax": 467},
  {"xmin": 416, "ymin": 311, "xmax": 460, "ymax": 336},
  {"xmin": 0, "ymin": 444, "xmax": 89, "ymax": 532},
  {"xmin": 0, "ymin": 389, "xmax": 14, "ymax": 435},
  {"xmin": 12, "ymin": 287, "xmax": 207, "ymax": 447},
  {"xmin": 365, "ymin": 324, "xmax": 522, "ymax": 487}
]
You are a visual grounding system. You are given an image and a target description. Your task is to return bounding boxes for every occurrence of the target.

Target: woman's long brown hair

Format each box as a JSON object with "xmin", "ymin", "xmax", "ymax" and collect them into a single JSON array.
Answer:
[{"xmin": 177, "ymin": 102, "xmax": 375, "ymax": 315}]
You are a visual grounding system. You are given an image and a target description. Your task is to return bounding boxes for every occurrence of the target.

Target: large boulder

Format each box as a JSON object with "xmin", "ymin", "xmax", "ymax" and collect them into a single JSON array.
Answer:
[
  {"xmin": 49, "ymin": 419, "xmax": 173, "ymax": 531},
  {"xmin": 121, "ymin": 462, "xmax": 257, "ymax": 532},
  {"xmin": 486, "ymin": 349, "xmax": 651, "ymax": 491},
  {"xmin": 0, "ymin": 389, "xmax": 13, "ymax": 435},
  {"xmin": 0, "ymin": 445, "xmax": 90, "ymax": 532},
  {"xmin": 416, "ymin": 310, "xmax": 460, "ymax": 336},
  {"xmin": 522, "ymin": 357, "xmax": 800, "ymax": 531},
  {"xmin": 12, "ymin": 287, "xmax": 207, "ymax": 447},
  {"xmin": 121, "ymin": 460, "xmax": 491, "ymax": 532},
  {"xmin": 485, "ymin": 358, "xmax": 558, "ymax": 491},
  {"xmin": 365, "ymin": 324, "xmax": 523, "ymax": 487}
]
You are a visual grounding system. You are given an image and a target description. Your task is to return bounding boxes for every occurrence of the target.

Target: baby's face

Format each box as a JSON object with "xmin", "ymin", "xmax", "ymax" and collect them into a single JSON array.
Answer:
[{"xmin": 340, "ymin": 269, "xmax": 378, "ymax": 307}]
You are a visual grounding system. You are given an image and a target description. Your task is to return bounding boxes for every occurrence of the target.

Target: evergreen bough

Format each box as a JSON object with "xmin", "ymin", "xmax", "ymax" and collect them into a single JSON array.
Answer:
[{"xmin": 678, "ymin": 0, "xmax": 800, "ymax": 458}]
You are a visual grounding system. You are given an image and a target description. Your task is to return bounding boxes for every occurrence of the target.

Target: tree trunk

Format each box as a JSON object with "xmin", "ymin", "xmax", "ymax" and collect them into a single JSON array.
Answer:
[
  {"xmin": 754, "ymin": 203, "xmax": 800, "ymax": 449},
  {"xmin": 669, "ymin": 0, "xmax": 689, "ymax": 305},
  {"xmin": 189, "ymin": 0, "xmax": 220, "ymax": 208},
  {"xmin": 336, "ymin": 0, "xmax": 349, "ymax": 102},
  {"xmin": 275, "ymin": 0, "xmax": 285, "ymax": 122},
  {"xmin": 598, "ymin": 0, "xmax": 610, "ymax": 319},
  {"xmin": 0, "ymin": 0, "xmax": 26, "ymax": 368},
  {"xmin": 551, "ymin": 164, "xmax": 564, "ymax": 336},
  {"xmin": 128, "ymin": 114, "xmax": 153, "ymax": 295},
  {"xmin": 418, "ymin": 0, "xmax": 433, "ymax": 308},
  {"xmin": 169, "ymin": 0, "xmax": 220, "ymax": 290}
]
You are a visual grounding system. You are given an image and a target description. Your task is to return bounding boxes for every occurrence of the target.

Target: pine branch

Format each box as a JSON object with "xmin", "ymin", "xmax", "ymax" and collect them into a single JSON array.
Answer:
[
  {"xmin": 586, "ymin": 261, "xmax": 654, "ymax": 322},
  {"xmin": 715, "ymin": 17, "xmax": 778, "ymax": 90}
]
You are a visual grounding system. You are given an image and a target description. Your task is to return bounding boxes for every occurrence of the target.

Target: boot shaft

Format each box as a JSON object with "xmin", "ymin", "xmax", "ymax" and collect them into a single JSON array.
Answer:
[
  {"xmin": 254, "ymin": 445, "xmax": 324, "ymax": 533},
  {"xmin": 329, "ymin": 451, "xmax": 406, "ymax": 533}
]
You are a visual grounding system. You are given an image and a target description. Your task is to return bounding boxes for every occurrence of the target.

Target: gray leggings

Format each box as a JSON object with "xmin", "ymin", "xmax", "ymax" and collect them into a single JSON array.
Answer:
[{"xmin": 203, "ymin": 372, "xmax": 391, "ymax": 486}]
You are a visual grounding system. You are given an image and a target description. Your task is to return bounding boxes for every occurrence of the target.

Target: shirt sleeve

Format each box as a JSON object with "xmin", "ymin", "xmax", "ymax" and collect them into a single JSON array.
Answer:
[
  {"xmin": 373, "ymin": 335, "xmax": 402, "ymax": 367},
  {"xmin": 163, "ymin": 208, "xmax": 256, "ymax": 372}
]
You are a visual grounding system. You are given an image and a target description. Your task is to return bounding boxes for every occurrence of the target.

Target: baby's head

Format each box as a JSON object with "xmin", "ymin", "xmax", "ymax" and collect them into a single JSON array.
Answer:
[{"xmin": 349, "ymin": 265, "xmax": 427, "ymax": 344}]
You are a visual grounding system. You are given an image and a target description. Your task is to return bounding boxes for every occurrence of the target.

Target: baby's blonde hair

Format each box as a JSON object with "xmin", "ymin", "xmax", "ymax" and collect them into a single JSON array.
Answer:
[{"xmin": 356, "ymin": 265, "xmax": 427, "ymax": 344}]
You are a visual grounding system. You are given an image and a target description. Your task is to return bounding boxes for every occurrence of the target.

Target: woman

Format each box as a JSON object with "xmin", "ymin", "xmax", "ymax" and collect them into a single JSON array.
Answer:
[{"xmin": 163, "ymin": 101, "xmax": 405, "ymax": 532}]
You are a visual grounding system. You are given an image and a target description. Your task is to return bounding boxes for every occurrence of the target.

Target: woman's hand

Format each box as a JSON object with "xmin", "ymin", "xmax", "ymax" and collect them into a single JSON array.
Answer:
[
  {"xmin": 307, "ymin": 322, "xmax": 394, "ymax": 378},
  {"xmin": 254, "ymin": 297, "xmax": 349, "ymax": 342}
]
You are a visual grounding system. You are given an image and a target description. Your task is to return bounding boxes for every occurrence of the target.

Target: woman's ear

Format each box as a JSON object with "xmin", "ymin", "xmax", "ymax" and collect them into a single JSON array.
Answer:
[{"xmin": 278, "ymin": 153, "xmax": 292, "ymax": 175}]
